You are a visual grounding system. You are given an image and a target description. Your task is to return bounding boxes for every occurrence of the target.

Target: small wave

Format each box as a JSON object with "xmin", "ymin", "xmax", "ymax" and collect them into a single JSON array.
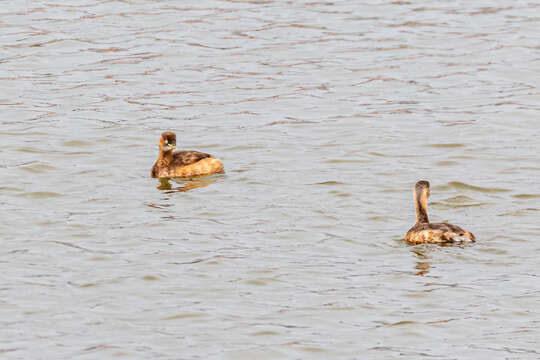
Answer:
[
  {"xmin": 437, "ymin": 181, "xmax": 510, "ymax": 193},
  {"xmin": 436, "ymin": 160, "xmax": 460, "ymax": 166},
  {"xmin": 427, "ymin": 143, "xmax": 465, "ymax": 148},
  {"xmin": 443, "ymin": 195, "xmax": 476, "ymax": 203},
  {"xmin": 325, "ymin": 159, "xmax": 368, "ymax": 163},
  {"xmin": 498, "ymin": 208, "xmax": 538, "ymax": 217},
  {"xmin": 17, "ymin": 191, "xmax": 63, "ymax": 199},
  {"xmin": 18, "ymin": 163, "xmax": 56, "ymax": 173},
  {"xmin": 312, "ymin": 181, "xmax": 346, "ymax": 185},
  {"xmin": 63, "ymin": 140, "xmax": 92, "ymax": 147},
  {"xmin": 512, "ymin": 194, "xmax": 540, "ymax": 199}
]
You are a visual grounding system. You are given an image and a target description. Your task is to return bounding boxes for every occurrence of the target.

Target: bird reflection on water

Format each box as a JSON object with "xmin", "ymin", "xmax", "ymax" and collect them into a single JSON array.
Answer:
[
  {"xmin": 156, "ymin": 176, "xmax": 219, "ymax": 193},
  {"xmin": 411, "ymin": 246, "xmax": 432, "ymax": 276},
  {"xmin": 410, "ymin": 242, "xmax": 471, "ymax": 276}
]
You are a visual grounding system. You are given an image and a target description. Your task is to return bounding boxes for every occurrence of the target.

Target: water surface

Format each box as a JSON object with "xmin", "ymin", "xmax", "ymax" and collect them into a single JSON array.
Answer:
[{"xmin": 1, "ymin": 1, "xmax": 539, "ymax": 359}]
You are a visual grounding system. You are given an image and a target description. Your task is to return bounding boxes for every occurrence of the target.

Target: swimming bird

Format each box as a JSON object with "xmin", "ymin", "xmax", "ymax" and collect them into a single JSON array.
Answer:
[
  {"xmin": 151, "ymin": 131, "xmax": 224, "ymax": 178},
  {"xmin": 404, "ymin": 180, "xmax": 475, "ymax": 244}
]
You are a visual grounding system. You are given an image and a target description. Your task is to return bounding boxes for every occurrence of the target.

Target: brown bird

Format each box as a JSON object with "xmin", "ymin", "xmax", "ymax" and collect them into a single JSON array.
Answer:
[
  {"xmin": 151, "ymin": 131, "xmax": 224, "ymax": 178},
  {"xmin": 404, "ymin": 180, "xmax": 475, "ymax": 244}
]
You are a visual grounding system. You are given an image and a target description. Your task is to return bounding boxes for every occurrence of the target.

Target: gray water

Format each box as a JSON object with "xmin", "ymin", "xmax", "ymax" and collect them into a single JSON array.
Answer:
[{"xmin": 1, "ymin": 1, "xmax": 540, "ymax": 359}]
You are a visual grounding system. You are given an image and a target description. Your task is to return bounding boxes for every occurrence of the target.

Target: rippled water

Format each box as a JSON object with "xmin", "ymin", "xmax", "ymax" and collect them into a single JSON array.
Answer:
[{"xmin": 1, "ymin": 1, "xmax": 540, "ymax": 358}]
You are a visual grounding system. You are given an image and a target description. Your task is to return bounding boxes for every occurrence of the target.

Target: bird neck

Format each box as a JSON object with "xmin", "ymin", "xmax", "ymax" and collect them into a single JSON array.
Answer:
[{"xmin": 414, "ymin": 189, "xmax": 429, "ymax": 224}]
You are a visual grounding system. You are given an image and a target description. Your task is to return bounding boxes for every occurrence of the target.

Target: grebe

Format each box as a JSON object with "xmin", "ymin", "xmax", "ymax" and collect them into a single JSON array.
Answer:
[
  {"xmin": 404, "ymin": 180, "xmax": 475, "ymax": 244},
  {"xmin": 151, "ymin": 131, "xmax": 224, "ymax": 178}
]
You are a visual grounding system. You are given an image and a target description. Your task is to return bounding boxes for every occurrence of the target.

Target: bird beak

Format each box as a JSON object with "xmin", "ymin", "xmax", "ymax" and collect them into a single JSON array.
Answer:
[{"xmin": 169, "ymin": 144, "xmax": 176, "ymax": 150}]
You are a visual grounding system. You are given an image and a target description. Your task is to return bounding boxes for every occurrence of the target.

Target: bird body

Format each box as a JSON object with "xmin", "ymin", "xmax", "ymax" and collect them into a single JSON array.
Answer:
[
  {"xmin": 404, "ymin": 180, "xmax": 475, "ymax": 244},
  {"xmin": 151, "ymin": 131, "xmax": 224, "ymax": 178}
]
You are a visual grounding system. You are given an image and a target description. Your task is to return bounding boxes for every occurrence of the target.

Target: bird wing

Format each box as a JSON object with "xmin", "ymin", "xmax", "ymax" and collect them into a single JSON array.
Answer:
[{"xmin": 170, "ymin": 150, "xmax": 212, "ymax": 167}]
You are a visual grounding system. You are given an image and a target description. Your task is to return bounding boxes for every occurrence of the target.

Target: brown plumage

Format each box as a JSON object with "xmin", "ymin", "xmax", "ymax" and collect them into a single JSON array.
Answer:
[
  {"xmin": 151, "ymin": 131, "xmax": 224, "ymax": 178},
  {"xmin": 404, "ymin": 180, "xmax": 475, "ymax": 245}
]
